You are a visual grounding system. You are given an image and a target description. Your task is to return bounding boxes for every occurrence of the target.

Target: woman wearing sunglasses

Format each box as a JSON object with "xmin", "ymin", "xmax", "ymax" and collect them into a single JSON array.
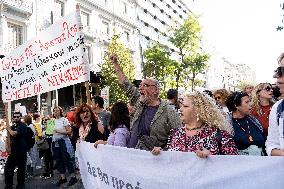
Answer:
[
  {"xmin": 226, "ymin": 92, "xmax": 265, "ymax": 156},
  {"xmin": 251, "ymin": 83, "xmax": 275, "ymax": 139},
  {"xmin": 213, "ymin": 89, "xmax": 230, "ymax": 113}
]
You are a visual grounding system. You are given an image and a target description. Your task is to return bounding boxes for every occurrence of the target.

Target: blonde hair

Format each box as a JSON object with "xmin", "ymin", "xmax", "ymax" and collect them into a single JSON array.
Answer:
[
  {"xmin": 186, "ymin": 91, "xmax": 233, "ymax": 134},
  {"xmin": 251, "ymin": 83, "xmax": 274, "ymax": 115},
  {"xmin": 242, "ymin": 84, "xmax": 254, "ymax": 92}
]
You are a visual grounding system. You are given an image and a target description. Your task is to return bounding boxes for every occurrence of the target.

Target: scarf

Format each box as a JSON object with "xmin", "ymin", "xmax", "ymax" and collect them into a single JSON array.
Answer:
[{"xmin": 79, "ymin": 123, "xmax": 91, "ymax": 141}]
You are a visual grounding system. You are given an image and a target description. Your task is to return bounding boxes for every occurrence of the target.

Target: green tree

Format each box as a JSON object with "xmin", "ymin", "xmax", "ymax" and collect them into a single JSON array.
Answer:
[
  {"xmin": 184, "ymin": 53, "xmax": 210, "ymax": 91},
  {"xmin": 169, "ymin": 14, "xmax": 204, "ymax": 90},
  {"xmin": 143, "ymin": 43, "xmax": 176, "ymax": 96},
  {"xmin": 100, "ymin": 35, "xmax": 136, "ymax": 104}
]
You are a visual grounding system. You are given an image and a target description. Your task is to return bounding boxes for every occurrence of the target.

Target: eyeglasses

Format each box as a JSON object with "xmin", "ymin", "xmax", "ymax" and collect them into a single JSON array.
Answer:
[
  {"xmin": 214, "ymin": 96, "xmax": 221, "ymax": 100},
  {"xmin": 139, "ymin": 83, "xmax": 156, "ymax": 88},
  {"xmin": 274, "ymin": 67, "xmax": 284, "ymax": 77}
]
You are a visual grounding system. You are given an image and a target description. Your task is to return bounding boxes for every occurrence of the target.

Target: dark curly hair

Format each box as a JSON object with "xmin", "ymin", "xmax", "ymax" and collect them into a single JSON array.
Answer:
[
  {"xmin": 109, "ymin": 102, "xmax": 130, "ymax": 132},
  {"xmin": 226, "ymin": 91, "xmax": 249, "ymax": 112},
  {"xmin": 75, "ymin": 104, "xmax": 98, "ymax": 128}
]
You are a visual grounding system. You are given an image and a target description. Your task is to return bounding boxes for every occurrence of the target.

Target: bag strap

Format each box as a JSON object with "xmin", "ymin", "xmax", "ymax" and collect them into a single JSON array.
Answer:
[{"xmin": 216, "ymin": 128, "xmax": 223, "ymax": 155}]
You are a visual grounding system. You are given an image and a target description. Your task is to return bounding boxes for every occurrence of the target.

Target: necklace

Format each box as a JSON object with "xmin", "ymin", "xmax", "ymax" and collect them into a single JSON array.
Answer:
[
  {"xmin": 185, "ymin": 124, "xmax": 203, "ymax": 131},
  {"xmin": 234, "ymin": 119, "xmax": 254, "ymax": 142}
]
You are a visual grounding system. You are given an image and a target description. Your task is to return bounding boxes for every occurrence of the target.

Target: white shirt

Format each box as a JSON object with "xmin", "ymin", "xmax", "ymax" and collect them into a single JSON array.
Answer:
[
  {"xmin": 52, "ymin": 117, "xmax": 69, "ymax": 141},
  {"xmin": 266, "ymin": 100, "xmax": 284, "ymax": 155}
]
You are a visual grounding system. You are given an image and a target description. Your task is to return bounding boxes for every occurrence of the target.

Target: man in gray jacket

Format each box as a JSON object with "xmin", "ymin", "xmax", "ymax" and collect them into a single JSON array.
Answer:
[{"xmin": 110, "ymin": 55, "xmax": 181, "ymax": 151}]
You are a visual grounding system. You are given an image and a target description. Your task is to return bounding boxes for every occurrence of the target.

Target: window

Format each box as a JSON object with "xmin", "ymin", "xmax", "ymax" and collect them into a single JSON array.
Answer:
[
  {"xmin": 144, "ymin": 9, "xmax": 147, "ymax": 13},
  {"xmin": 173, "ymin": 10, "xmax": 177, "ymax": 13},
  {"xmin": 81, "ymin": 12, "xmax": 89, "ymax": 28},
  {"xmin": 102, "ymin": 21, "xmax": 109, "ymax": 35},
  {"xmin": 123, "ymin": 31, "xmax": 130, "ymax": 42},
  {"xmin": 153, "ymin": 15, "xmax": 157, "ymax": 19},
  {"xmin": 144, "ymin": 22, "xmax": 149, "ymax": 27},
  {"xmin": 54, "ymin": 0, "xmax": 64, "ymax": 18},
  {"xmin": 152, "ymin": 3, "xmax": 156, "ymax": 7},
  {"xmin": 123, "ymin": 2, "xmax": 127, "ymax": 14},
  {"xmin": 7, "ymin": 23, "xmax": 23, "ymax": 49},
  {"xmin": 160, "ymin": 9, "xmax": 164, "ymax": 13},
  {"xmin": 85, "ymin": 46, "xmax": 91, "ymax": 64}
]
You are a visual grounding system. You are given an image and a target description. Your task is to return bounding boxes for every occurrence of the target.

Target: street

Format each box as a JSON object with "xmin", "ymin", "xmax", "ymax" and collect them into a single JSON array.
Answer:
[{"xmin": 0, "ymin": 167, "xmax": 84, "ymax": 189}]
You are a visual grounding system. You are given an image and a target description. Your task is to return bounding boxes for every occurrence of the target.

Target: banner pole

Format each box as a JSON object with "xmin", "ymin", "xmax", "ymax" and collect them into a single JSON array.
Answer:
[{"xmin": 85, "ymin": 81, "xmax": 91, "ymax": 105}]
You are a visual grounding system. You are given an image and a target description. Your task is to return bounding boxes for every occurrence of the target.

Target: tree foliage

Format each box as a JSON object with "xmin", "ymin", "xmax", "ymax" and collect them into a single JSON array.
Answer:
[
  {"xmin": 100, "ymin": 35, "xmax": 136, "ymax": 104},
  {"xmin": 184, "ymin": 53, "xmax": 210, "ymax": 91},
  {"xmin": 142, "ymin": 14, "xmax": 210, "ymax": 92},
  {"xmin": 169, "ymin": 14, "xmax": 209, "ymax": 91},
  {"xmin": 143, "ymin": 43, "xmax": 176, "ymax": 96},
  {"xmin": 170, "ymin": 14, "xmax": 201, "ymax": 52}
]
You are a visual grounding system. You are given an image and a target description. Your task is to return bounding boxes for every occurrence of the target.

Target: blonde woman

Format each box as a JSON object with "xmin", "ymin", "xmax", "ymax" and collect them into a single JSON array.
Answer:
[
  {"xmin": 251, "ymin": 83, "xmax": 274, "ymax": 138},
  {"xmin": 242, "ymin": 84, "xmax": 254, "ymax": 99},
  {"xmin": 152, "ymin": 92, "xmax": 237, "ymax": 158}
]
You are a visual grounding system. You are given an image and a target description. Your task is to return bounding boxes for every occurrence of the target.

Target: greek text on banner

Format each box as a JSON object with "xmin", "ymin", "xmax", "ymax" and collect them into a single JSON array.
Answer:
[
  {"xmin": 77, "ymin": 141, "xmax": 284, "ymax": 189},
  {"xmin": 0, "ymin": 11, "xmax": 89, "ymax": 102}
]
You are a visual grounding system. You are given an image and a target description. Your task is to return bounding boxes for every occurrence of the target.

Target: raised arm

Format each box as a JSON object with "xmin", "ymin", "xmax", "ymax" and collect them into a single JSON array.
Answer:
[
  {"xmin": 110, "ymin": 54, "xmax": 140, "ymax": 105},
  {"xmin": 110, "ymin": 54, "xmax": 127, "ymax": 85}
]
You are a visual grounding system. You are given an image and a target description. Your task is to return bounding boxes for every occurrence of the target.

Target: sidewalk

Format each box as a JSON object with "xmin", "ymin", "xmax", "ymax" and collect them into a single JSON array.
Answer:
[{"xmin": 0, "ymin": 167, "xmax": 84, "ymax": 189}]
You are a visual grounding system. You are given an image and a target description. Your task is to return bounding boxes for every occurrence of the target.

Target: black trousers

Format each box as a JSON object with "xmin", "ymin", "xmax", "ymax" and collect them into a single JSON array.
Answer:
[
  {"xmin": 4, "ymin": 153, "xmax": 27, "ymax": 189},
  {"xmin": 43, "ymin": 137, "xmax": 53, "ymax": 174}
]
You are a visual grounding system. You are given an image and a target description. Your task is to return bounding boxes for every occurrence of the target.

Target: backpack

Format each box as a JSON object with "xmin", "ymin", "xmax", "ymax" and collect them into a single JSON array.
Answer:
[{"xmin": 25, "ymin": 126, "xmax": 35, "ymax": 150}]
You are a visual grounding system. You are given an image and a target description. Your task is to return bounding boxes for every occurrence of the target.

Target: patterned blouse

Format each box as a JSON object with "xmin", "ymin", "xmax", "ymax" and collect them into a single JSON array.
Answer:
[{"xmin": 166, "ymin": 126, "xmax": 238, "ymax": 155}]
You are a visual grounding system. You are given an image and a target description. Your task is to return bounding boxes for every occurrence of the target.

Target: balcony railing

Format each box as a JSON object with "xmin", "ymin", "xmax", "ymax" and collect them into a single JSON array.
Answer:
[
  {"xmin": 1, "ymin": 0, "xmax": 33, "ymax": 15},
  {"xmin": 83, "ymin": 26, "xmax": 97, "ymax": 39}
]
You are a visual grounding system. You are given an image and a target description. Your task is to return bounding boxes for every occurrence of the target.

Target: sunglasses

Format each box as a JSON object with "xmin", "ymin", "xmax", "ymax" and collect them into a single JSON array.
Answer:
[
  {"xmin": 274, "ymin": 67, "xmax": 284, "ymax": 77},
  {"xmin": 257, "ymin": 86, "xmax": 272, "ymax": 93},
  {"xmin": 13, "ymin": 116, "xmax": 20, "ymax": 118},
  {"xmin": 214, "ymin": 96, "xmax": 221, "ymax": 100}
]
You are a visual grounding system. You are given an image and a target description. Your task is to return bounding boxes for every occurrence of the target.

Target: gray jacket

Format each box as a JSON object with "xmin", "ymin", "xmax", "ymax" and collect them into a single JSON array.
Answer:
[{"xmin": 120, "ymin": 80, "xmax": 181, "ymax": 150}]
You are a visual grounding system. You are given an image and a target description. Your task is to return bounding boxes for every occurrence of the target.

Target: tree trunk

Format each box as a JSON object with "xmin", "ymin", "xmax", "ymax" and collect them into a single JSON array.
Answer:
[
  {"xmin": 191, "ymin": 72, "xmax": 196, "ymax": 92},
  {"xmin": 176, "ymin": 48, "xmax": 184, "ymax": 91}
]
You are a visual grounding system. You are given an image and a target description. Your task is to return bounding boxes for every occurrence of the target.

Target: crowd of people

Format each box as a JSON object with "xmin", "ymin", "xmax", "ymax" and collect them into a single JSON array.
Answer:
[{"xmin": 1, "ymin": 52, "xmax": 284, "ymax": 189}]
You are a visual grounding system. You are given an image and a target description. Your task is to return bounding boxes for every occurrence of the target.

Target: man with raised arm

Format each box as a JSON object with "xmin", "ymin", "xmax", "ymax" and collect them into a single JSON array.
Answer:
[{"xmin": 110, "ymin": 55, "xmax": 181, "ymax": 151}]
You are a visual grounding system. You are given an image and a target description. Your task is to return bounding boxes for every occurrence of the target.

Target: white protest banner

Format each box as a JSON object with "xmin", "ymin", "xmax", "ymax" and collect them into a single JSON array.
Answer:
[
  {"xmin": 0, "ymin": 11, "xmax": 89, "ymax": 102},
  {"xmin": 77, "ymin": 141, "xmax": 284, "ymax": 189}
]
